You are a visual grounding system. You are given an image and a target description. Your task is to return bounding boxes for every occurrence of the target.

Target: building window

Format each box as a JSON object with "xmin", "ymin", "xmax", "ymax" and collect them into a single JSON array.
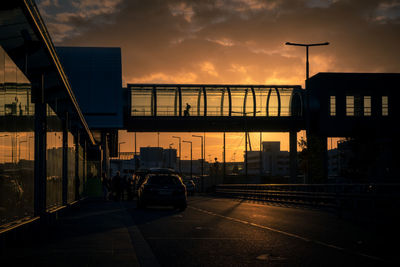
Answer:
[
  {"xmin": 346, "ymin": 96, "xmax": 354, "ymax": 116},
  {"xmin": 364, "ymin": 96, "xmax": 371, "ymax": 116},
  {"xmin": 330, "ymin": 96, "xmax": 336, "ymax": 116},
  {"xmin": 382, "ymin": 96, "xmax": 388, "ymax": 116}
]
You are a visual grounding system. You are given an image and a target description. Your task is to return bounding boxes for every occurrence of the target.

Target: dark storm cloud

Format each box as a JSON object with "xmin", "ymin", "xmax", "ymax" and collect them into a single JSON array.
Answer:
[{"xmin": 37, "ymin": 0, "xmax": 400, "ymax": 86}]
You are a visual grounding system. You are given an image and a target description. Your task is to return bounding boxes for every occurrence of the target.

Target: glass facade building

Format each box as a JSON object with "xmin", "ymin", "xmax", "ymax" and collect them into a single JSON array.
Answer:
[
  {"xmin": 0, "ymin": 45, "xmax": 93, "ymax": 226},
  {"xmin": 0, "ymin": 46, "xmax": 35, "ymax": 225},
  {"xmin": 0, "ymin": 1, "xmax": 97, "ymax": 229}
]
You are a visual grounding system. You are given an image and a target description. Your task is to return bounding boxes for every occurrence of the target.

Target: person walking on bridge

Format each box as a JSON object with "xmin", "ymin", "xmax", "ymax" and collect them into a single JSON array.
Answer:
[{"xmin": 184, "ymin": 103, "xmax": 191, "ymax": 116}]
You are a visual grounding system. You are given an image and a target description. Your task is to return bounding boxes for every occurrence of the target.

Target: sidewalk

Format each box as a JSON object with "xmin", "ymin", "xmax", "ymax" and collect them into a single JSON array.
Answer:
[{"xmin": 1, "ymin": 200, "xmax": 142, "ymax": 267}]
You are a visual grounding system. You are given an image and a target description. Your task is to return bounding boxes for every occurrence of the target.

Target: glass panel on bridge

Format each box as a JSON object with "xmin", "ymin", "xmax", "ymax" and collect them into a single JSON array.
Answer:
[
  {"xmin": 206, "ymin": 87, "xmax": 226, "ymax": 116},
  {"xmin": 156, "ymin": 87, "xmax": 177, "ymax": 116},
  {"xmin": 230, "ymin": 87, "xmax": 246, "ymax": 116},
  {"xmin": 131, "ymin": 87, "xmax": 153, "ymax": 116},
  {"xmin": 244, "ymin": 88, "xmax": 255, "ymax": 116},
  {"xmin": 181, "ymin": 86, "xmax": 199, "ymax": 116},
  {"xmin": 267, "ymin": 88, "xmax": 279, "ymax": 116},
  {"xmin": 280, "ymin": 88, "xmax": 293, "ymax": 116},
  {"xmin": 254, "ymin": 87, "xmax": 267, "ymax": 117},
  {"xmin": 199, "ymin": 87, "xmax": 205, "ymax": 116}
]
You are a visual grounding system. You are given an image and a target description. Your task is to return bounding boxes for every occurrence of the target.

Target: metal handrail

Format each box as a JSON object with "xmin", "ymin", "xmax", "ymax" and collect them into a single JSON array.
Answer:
[{"xmin": 215, "ymin": 183, "xmax": 400, "ymax": 209}]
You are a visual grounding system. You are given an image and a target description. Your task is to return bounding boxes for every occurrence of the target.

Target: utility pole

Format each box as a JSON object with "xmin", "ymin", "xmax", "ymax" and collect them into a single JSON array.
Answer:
[
  {"xmin": 172, "ymin": 136, "xmax": 182, "ymax": 173},
  {"xmin": 183, "ymin": 140, "xmax": 192, "ymax": 180},
  {"xmin": 192, "ymin": 135, "xmax": 204, "ymax": 178}
]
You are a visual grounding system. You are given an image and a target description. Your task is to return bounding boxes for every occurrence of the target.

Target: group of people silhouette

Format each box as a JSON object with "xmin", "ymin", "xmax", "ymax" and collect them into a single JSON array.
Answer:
[{"xmin": 102, "ymin": 171, "xmax": 134, "ymax": 201}]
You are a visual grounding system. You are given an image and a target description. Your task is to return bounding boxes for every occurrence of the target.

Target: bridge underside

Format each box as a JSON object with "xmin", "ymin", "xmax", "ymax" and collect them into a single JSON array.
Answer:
[{"xmin": 125, "ymin": 116, "xmax": 305, "ymax": 132}]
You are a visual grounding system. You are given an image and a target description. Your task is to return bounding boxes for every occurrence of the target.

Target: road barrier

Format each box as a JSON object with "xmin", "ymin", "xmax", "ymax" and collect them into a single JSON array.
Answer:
[{"xmin": 215, "ymin": 183, "xmax": 400, "ymax": 211}]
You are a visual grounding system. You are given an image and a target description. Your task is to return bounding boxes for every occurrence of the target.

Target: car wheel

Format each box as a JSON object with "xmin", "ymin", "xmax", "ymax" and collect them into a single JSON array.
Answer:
[{"xmin": 178, "ymin": 202, "xmax": 187, "ymax": 211}]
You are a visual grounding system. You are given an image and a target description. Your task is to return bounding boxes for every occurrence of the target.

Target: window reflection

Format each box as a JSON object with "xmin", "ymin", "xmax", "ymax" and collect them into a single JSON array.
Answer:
[
  {"xmin": 0, "ymin": 46, "xmax": 34, "ymax": 226},
  {"xmin": 330, "ymin": 96, "xmax": 336, "ymax": 116},
  {"xmin": 78, "ymin": 144, "xmax": 84, "ymax": 195},
  {"xmin": 46, "ymin": 105, "xmax": 63, "ymax": 210},
  {"xmin": 67, "ymin": 132, "xmax": 76, "ymax": 203},
  {"xmin": 346, "ymin": 96, "xmax": 354, "ymax": 116},
  {"xmin": 364, "ymin": 96, "xmax": 371, "ymax": 116}
]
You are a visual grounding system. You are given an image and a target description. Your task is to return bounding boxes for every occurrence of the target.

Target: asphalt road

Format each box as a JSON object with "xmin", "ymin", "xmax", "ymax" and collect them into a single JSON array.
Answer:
[{"xmin": 127, "ymin": 196, "xmax": 399, "ymax": 266}]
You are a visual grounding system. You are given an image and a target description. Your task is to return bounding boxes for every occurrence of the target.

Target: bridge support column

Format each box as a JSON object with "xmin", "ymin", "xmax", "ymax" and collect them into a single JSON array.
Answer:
[
  {"xmin": 62, "ymin": 112, "xmax": 68, "ymax": 205},
  {"xmin": 33, "ymin": 74, "xmax": 47, "ymax": 217},
  {"xmin": 101, "ymin": 132, "xmax": 110, "ymax": 178},
  {"xmin": 306, "ymin": 132, "xmax": 327, "ymax": 183},
  {"xmin": 289, "ymin": 130, "xmax": 297, "ymax": 183}
]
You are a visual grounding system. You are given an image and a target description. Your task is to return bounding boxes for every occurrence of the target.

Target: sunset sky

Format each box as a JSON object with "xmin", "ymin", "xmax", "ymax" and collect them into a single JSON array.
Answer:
[{"xmin": 37, "ymin": 0, "xmax": 400, "ymax": 161}]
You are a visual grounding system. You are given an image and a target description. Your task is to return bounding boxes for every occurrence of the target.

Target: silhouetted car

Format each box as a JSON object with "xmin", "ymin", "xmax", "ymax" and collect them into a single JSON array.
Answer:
[
  {"xmin": 137, "ymin": 173, "xmax": 187, "ymax": 211},
  {"xmin": 148, "ymin": 168, "xmax": 178, "ymax": 175},
  {"xmin": 184, "ymin": 180, "xmax": 195, "ymax": 196}
]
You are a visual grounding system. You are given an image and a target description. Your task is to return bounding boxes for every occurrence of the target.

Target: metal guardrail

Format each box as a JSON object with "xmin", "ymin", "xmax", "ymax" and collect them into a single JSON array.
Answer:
[{"xmin": 215, "ymin": 184, "xmax": 400, "ymax": 210}]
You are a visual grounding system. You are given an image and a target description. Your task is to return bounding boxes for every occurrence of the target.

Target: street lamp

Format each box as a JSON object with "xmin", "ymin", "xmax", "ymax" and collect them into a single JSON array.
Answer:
[
  {"xmin": 192, "ymin": 135, "xmax": 204, "ymax": 177},
  {"xmin": 285, "ymin": 42, "xmax": 329, "ymax": 81},
  {"xmin": 172, "ymin": 136, "xmax": 181, "ymax": 173},
  {"xmin": 118, "ymin": 141, "xmax": 126, "ymax": 159},
  {"xmin": 182, "ymin": 140, "xmax": 192, "ymax": 180},
  {"xmin": 169, "ymin": 143, "xmax": 174, "ymax": 168},
  {"xmin": 193, "ymin": 135, "xmax": 204, "ymax": 192}
]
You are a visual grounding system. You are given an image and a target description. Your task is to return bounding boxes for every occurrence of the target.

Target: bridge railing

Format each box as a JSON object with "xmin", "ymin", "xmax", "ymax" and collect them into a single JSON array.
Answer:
[{"xmin": 215, "ymin": 183, "xmax": 400, "ymax": 211}]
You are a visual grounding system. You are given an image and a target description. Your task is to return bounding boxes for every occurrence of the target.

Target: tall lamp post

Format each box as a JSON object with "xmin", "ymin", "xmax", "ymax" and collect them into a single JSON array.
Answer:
[
  {"xmin": 192, "ymin": 135, "xmax": 204, "ymax": 177},
  {"xmin": 285, "ymin": 42, "xmax": 329, "ymax": 81},
  {"xmin": 172, "ymin": 136, "xmax": 181, "ymax": 173},
  {"xmin": 182, "ymin": 140, "xmax": 192, "ymax": 180},
  {"xmin": 193, "ymin": 135, "xmax": 204, "ymax": 192},
  {"xmin": 169, "ymin": 143, "xmax": 174, "ymax": 168},
  {"xmin": 285, "ymin": 41, "xmax": 329, "ymax": 184}
]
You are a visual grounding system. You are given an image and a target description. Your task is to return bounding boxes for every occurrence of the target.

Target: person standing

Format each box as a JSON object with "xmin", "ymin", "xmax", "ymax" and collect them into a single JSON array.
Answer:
[
  {"xmin": 112, "ymin": 171, "xmax": 122, "ymax": 201},
  {"xmin": 101, "ymin": 173, "xmax": 110, "ymax": 200}
]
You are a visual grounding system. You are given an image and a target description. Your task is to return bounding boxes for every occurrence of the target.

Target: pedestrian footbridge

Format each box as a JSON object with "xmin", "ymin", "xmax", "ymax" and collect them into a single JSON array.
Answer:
[{"xmin": 126, "ymin": 84, "xmax": 304, "ymax": 132}]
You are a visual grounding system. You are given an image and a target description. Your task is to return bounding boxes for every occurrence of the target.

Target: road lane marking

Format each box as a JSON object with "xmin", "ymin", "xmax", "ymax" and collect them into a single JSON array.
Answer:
[
  {"xmin": 189, "ymin": 206, "xmax": 386, "ymax": 263},
  {"xmin": 146, "ymin": 237, "xmax": 265, "ymax": 240},
  {"xmin": 121, "ymin": 204, "xmax": 160, "ymax": 267}
]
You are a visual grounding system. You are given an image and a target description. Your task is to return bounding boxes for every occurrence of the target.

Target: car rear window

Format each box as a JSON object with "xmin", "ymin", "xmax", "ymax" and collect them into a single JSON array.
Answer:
[{"xmin": 147, "ymin": 175, "xmax": 181, "ymax": 185}]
